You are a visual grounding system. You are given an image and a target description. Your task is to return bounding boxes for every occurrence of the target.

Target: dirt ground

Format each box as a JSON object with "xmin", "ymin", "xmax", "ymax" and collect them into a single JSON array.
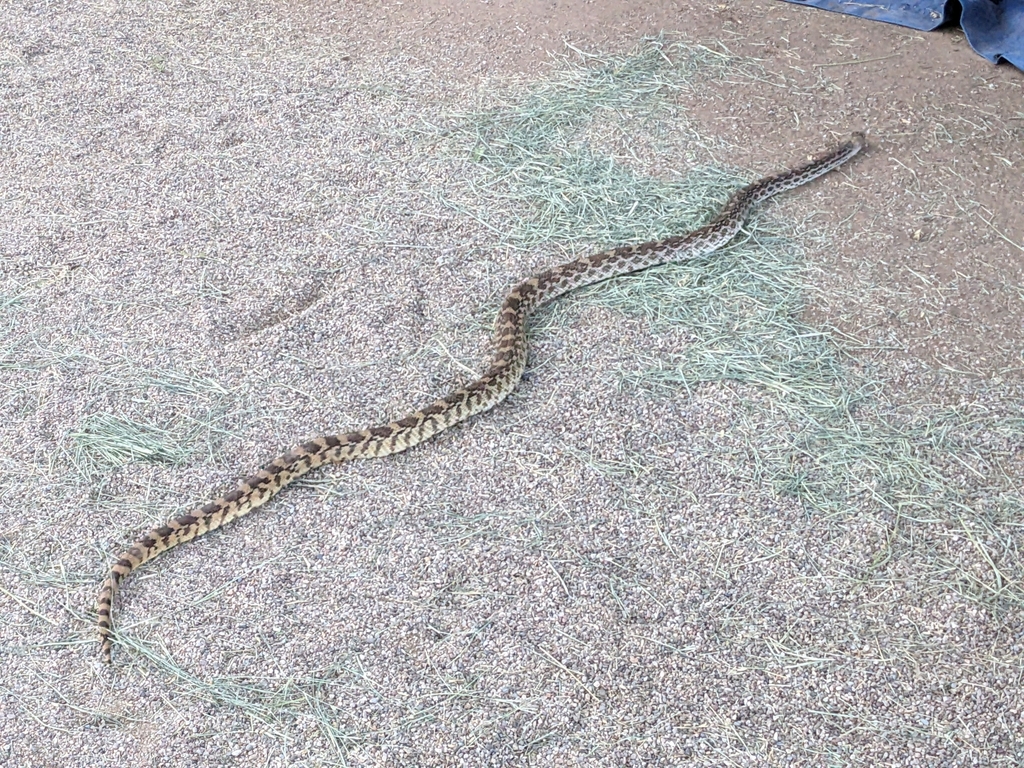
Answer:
[{"xmin": 2, "ymin": 1, "xmax": 1022, "ymax": 767}]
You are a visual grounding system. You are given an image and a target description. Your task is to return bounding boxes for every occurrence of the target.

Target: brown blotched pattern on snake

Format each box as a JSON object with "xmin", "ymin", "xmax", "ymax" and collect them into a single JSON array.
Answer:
[{"xmin": 96, "ymin": 133, "xmax": 866, "ymax": 663}]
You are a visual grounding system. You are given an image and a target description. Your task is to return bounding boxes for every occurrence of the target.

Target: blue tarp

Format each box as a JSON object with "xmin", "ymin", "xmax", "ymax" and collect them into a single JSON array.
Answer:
[{"xmin": 784, "ymin": 0, "xmax": 1024, "ymax": 70}]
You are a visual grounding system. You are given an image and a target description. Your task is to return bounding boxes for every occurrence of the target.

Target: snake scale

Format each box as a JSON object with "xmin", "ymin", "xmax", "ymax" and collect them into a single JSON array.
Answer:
[{"xmin": 97, "ymin": 133, "xmax": 865, "ymax": 662}]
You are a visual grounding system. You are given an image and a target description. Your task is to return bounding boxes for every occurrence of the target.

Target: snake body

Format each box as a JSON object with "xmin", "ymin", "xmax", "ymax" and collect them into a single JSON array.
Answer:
[{"xmin": 97, "ymin": 133, "xmax": 865, "ymax": 662}]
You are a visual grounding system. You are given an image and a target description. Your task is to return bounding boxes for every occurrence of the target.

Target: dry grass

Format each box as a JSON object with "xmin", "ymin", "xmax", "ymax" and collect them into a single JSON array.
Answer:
[{"xmin": 436, "ymin": 38, "xmax": 1024, "ymax": 613}]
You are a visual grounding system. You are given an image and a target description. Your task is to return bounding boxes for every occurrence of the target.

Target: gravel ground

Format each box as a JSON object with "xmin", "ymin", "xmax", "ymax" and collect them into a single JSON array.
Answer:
[{"xmin": 2, "ymin": 2, "xmax": 1022, "ymax": 766}]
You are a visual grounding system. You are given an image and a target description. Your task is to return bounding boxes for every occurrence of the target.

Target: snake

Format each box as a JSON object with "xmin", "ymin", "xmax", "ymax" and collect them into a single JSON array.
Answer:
[{"xmin": 96, "ymin": 132, "xmax": 865, "ymax": 662}]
